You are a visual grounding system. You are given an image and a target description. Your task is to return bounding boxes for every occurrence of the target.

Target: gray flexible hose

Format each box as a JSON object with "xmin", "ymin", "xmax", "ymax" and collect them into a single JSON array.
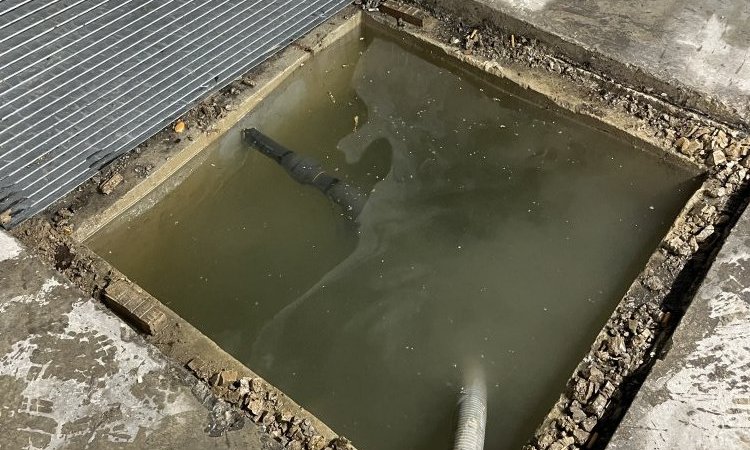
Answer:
[{"xmin": 454, "ymin": 372, "xmax": 487, "ymax": 450}]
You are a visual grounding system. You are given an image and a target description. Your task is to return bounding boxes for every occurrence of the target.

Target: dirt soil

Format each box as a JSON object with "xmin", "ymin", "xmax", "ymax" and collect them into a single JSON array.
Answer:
[{"xmin": 11, "ymin": 3, "xmax": 750, "ymax": 450}]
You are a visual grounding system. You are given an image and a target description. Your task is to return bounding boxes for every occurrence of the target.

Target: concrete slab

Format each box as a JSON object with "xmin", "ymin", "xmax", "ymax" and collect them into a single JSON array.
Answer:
[
  {"xmin": 0, "ymin": 231, "xmax": 278, "ymax": 450},
  {"xmin": 417, "ymin": 0, "xmax": 750, "ymax": 126},
  {"xmin": 607, "ymin": 207, "xmax": 750, "ymax": 449}
]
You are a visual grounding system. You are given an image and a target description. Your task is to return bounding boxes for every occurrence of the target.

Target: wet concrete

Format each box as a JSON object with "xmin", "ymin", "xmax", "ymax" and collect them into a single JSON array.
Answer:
[
  {"xmin": 413, "ymin": 0, "xmax": 750, "ymax": 127},
  {"xmin": 0, "ymin": 230, "xmax": 277, "ymax": 450},
  {"xmin": 607, "ymin": 204, "xmax": 750, "ymax": 449}
]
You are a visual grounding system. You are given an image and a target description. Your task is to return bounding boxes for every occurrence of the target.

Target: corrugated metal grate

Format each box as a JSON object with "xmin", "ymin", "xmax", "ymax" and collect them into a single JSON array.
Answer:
[{"xmin": 0, "ymin": 0, "xmax": 350, "ymax": 227}]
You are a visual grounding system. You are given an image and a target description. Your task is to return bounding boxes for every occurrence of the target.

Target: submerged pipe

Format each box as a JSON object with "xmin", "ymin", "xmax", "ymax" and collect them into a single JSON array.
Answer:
[
  {"xmin": 242, "ymin": 128, "xmax": 367, "ymax": 219},
  {"xmin": 245, "ymin": 127, "xmax": 486, "ymax": 449},
  {"xmin": 454, "ymin": 369, "xmax": 487, "ymax": 450}
]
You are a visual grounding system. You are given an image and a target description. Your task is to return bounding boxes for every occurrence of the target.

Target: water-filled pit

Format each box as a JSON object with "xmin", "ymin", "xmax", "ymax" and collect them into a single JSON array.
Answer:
[{"xmin": 88, "ymin": 22, "xmax": 700, "ymax": 450}]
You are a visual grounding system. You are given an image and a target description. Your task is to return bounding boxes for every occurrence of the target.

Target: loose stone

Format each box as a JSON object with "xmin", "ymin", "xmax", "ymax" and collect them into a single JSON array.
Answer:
[
  {"xmin": 582, "ymin": 416, "xmax": 598, "ymax": 432},
  {"xmin": 643, "ymin": 275, "xmax": 664, "ymax": 291},
  {"xmin": 573, "ymin": 378, "xmax": 594, "ymax": 403},
  {"xmin": 98, "ymin": 172, "xmax": 124, "ymax": 195},
  {"xmin": 607, "ymin": 334, "xmax": 628, "ymax": 355},
  {"xmin": 573, "ymin": 428, "xmax": 590, "ymax": 444},
  {"xmin": 586, "ymin": 393, "xmax": 608, "ymax": 416},
  {"xmin": 537, "ymin": 430, "xmax": 557, "ymax": 448},
  {"xmin": 569, "ymin": 402, "xmax": 587, "ymax": 423},
  {"xmin": 708, "ymin": 150, "xmax": 727, "ymax": 166}
]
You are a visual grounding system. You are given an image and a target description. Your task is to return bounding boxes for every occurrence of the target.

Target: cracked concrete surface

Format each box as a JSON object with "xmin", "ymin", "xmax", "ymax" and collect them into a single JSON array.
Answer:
[
  {"xmin": 0, "ymin": 231, "xmax": 277, "ymax": 450},
  {"xmin": 607, "ymin": 206, "xmax": 750, "ymax": 449},
  {"xmin": 426, "ymin": 0, "xmax": 750, "ymax": 126}
]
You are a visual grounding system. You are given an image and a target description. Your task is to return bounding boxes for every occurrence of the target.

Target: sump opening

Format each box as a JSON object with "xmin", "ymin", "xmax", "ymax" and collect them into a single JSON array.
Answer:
[{"xmin": 85, "ymin": 20, "xmax": 701, "ymax": 450}]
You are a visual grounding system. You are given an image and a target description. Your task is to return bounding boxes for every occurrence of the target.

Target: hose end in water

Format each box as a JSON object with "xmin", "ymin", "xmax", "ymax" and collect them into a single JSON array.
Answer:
[{"xmin": 454, "ymin": 367, "xmax": 487, "ymax": 450}]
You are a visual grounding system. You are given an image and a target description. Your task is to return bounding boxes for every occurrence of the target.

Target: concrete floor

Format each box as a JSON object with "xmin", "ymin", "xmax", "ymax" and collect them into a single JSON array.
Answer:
[
  {"xmin": 0, "ymin": 231, "xmax": 277, "ymax": 450},
  {"xmin": 607, "ymin": 206, "xmax": 750, "ymax": 449},
  {"xmin": 2, "ymin": 2, "xmax": 749, "ymax": 449},
  {"xmin": 428, "ymin": 0, "xmax": 750, "ymax": 126}
]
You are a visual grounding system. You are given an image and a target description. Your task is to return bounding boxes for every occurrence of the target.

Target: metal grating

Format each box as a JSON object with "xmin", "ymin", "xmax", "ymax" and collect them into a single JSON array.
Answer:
[{"xmin": 0, "ymin": 0, "xmax": 351, "ymax": 228}]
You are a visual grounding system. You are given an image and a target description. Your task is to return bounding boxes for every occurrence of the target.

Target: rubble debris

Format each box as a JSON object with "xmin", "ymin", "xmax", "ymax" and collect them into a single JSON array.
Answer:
[
  {"xmin": 643, "ymin": 275, "xmax": 664, "ymax": 291},
  {"xmin": 98, "ymin": 172, "xmax": 124, "ymax": 195},
  {"xmin": 708, "ymin": 150, "xmax": 727, "ymax": 166},
  {"xmin": 355, "ymin": 0, "xmax": 383, "ymax": 11},
  {"xmin": 0, "ymin": 209, "xmax": 11, "ymax": 226},
  {"xmin": 174, "ymin": 120, "xmax": 187, "ymax": 133}
]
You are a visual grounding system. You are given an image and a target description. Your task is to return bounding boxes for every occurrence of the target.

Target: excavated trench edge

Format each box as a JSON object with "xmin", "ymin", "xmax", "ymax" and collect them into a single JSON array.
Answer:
[{"xmin": 10, "ymin": 4, "xmax": 750, "ymax": 450}]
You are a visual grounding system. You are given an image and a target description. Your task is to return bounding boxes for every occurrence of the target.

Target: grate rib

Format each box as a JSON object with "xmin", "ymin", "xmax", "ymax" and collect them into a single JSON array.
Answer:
[
  {"xmin": 0, "ymin": 0, "xmax": 351, "ymax": 227},
  {"xmin": 0, "ymin": 0, "xmax": 238, "ymax": 160}
]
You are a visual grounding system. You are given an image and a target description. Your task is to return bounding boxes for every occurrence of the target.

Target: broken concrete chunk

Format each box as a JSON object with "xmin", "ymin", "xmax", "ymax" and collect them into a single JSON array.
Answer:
[
  {"xmin": 278, "ymin": 409, "xmax": 294, "ymax": 423},
  {"xmin": 705, "ymin": 185, "xmax": 726, "ymax": 198},
  {"xmin": 259, "ymin": 410, "xmax": 274, "ymax": 426},
  {"xmin": 224, "ymin": 389, "xmax": 243, "ymax": 405},
  {"xmin": 725, "ymin": 143, "xmax": 743, "ymax": 160},
  {"xmin": 708, "ymin": 150, "xmax": 727, "ymax": 166},
  {"xmin": 586, "ymin": 393, "xmax": 608, "ymax": 417},
  {"xmin": 326, "ymin": 436, "xmax": 352, "ymax": 450},
  {"xmin": 537, "ymin": 430, "xmax": 557, "ymax": 448},
  {"xmin": 695, "ymin": 225, "xmax": 715, "ymax": 243},
  {"xmin": 98, "ymin": 172, "xmax": 124, "ymax": 195},
  {"xmin": 251, "ymin": 377, "xmax": 264, "ymax": 393},
  {"xmin": 236, "ymin": 377, "xmax": 251, "ymax": 395},
  {"xmin": 247, "ymin": 398, "xmax": 265, "ymax": 416},
  {"xmin": 627, "ymin": 319, "xmax": 639, "ymax": 334},
  {"xmin": 559, "ymin": 436, "xmax": 575, "ymax": 447},
  {"xmin": 692, "ymin": 127, "xmax": 711, "ymax": 140},
  {"xmin": 287, "ymin": 441, "xmax": 304, "ymax": 450},
  {"xmin": 664, "ymin": 236, "xmax": 691, "ymax": 256},
  {"xmin": 676, "ymin": 137, "xmax": 701, "ymax": 156},
  {"xmin": 607, "ymin": 334, "xmax": 627, "ymax": 356},
  {"xmin": 601, "ymin": 381, "xmax": 616, "ymax": 397},
  {"xmin": 548, "ymin": 437, "xmax": 574, "ymax": 450},
  {"xmin": 569, "ymin": 403, "xmax": 588, "ymax": 423},
  {"xmin": 217, "ymin": 369, "xmax": 239, "ymax": 386},
  {"xmin": 714, "ymin": 129, "xmax": 729, "ymax": 148},
  {"xmin": 186, "ymin": 357, "xmax": 209, "ymax": 381},
  {"xmin": 587, "ymin": 365, "xmax": 605, "ymax": 384},
  {"xmin": 700, "ymin": 204, "xmax": 718, "ymax": 222},
  {"xmin": 573, "ymin": 427, "xmax": 590, "ymax": 444},
  {"xmin": 582, "ymin": 415, "xmax": 598, "ymax": 432},
  {"xmin": 0, "ymin": 209, "xmax": 11, "ymax": 226},
  {"xmin": 573, "ymin": 378, "xmax": 595, "ymax": 403},
  {"xmin": 684, "ymin": 140, "xmax": 702, "ymax": 156},
  {"xmin": 643, "ymin": 275, "xmax": 664, "ymax": 291}
]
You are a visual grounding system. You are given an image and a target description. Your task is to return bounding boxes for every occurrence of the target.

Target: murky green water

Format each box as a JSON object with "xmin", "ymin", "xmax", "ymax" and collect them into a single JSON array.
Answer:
[{"xmin": 88, "ymin": 25, "xmax": 699, "ymax": 450}]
